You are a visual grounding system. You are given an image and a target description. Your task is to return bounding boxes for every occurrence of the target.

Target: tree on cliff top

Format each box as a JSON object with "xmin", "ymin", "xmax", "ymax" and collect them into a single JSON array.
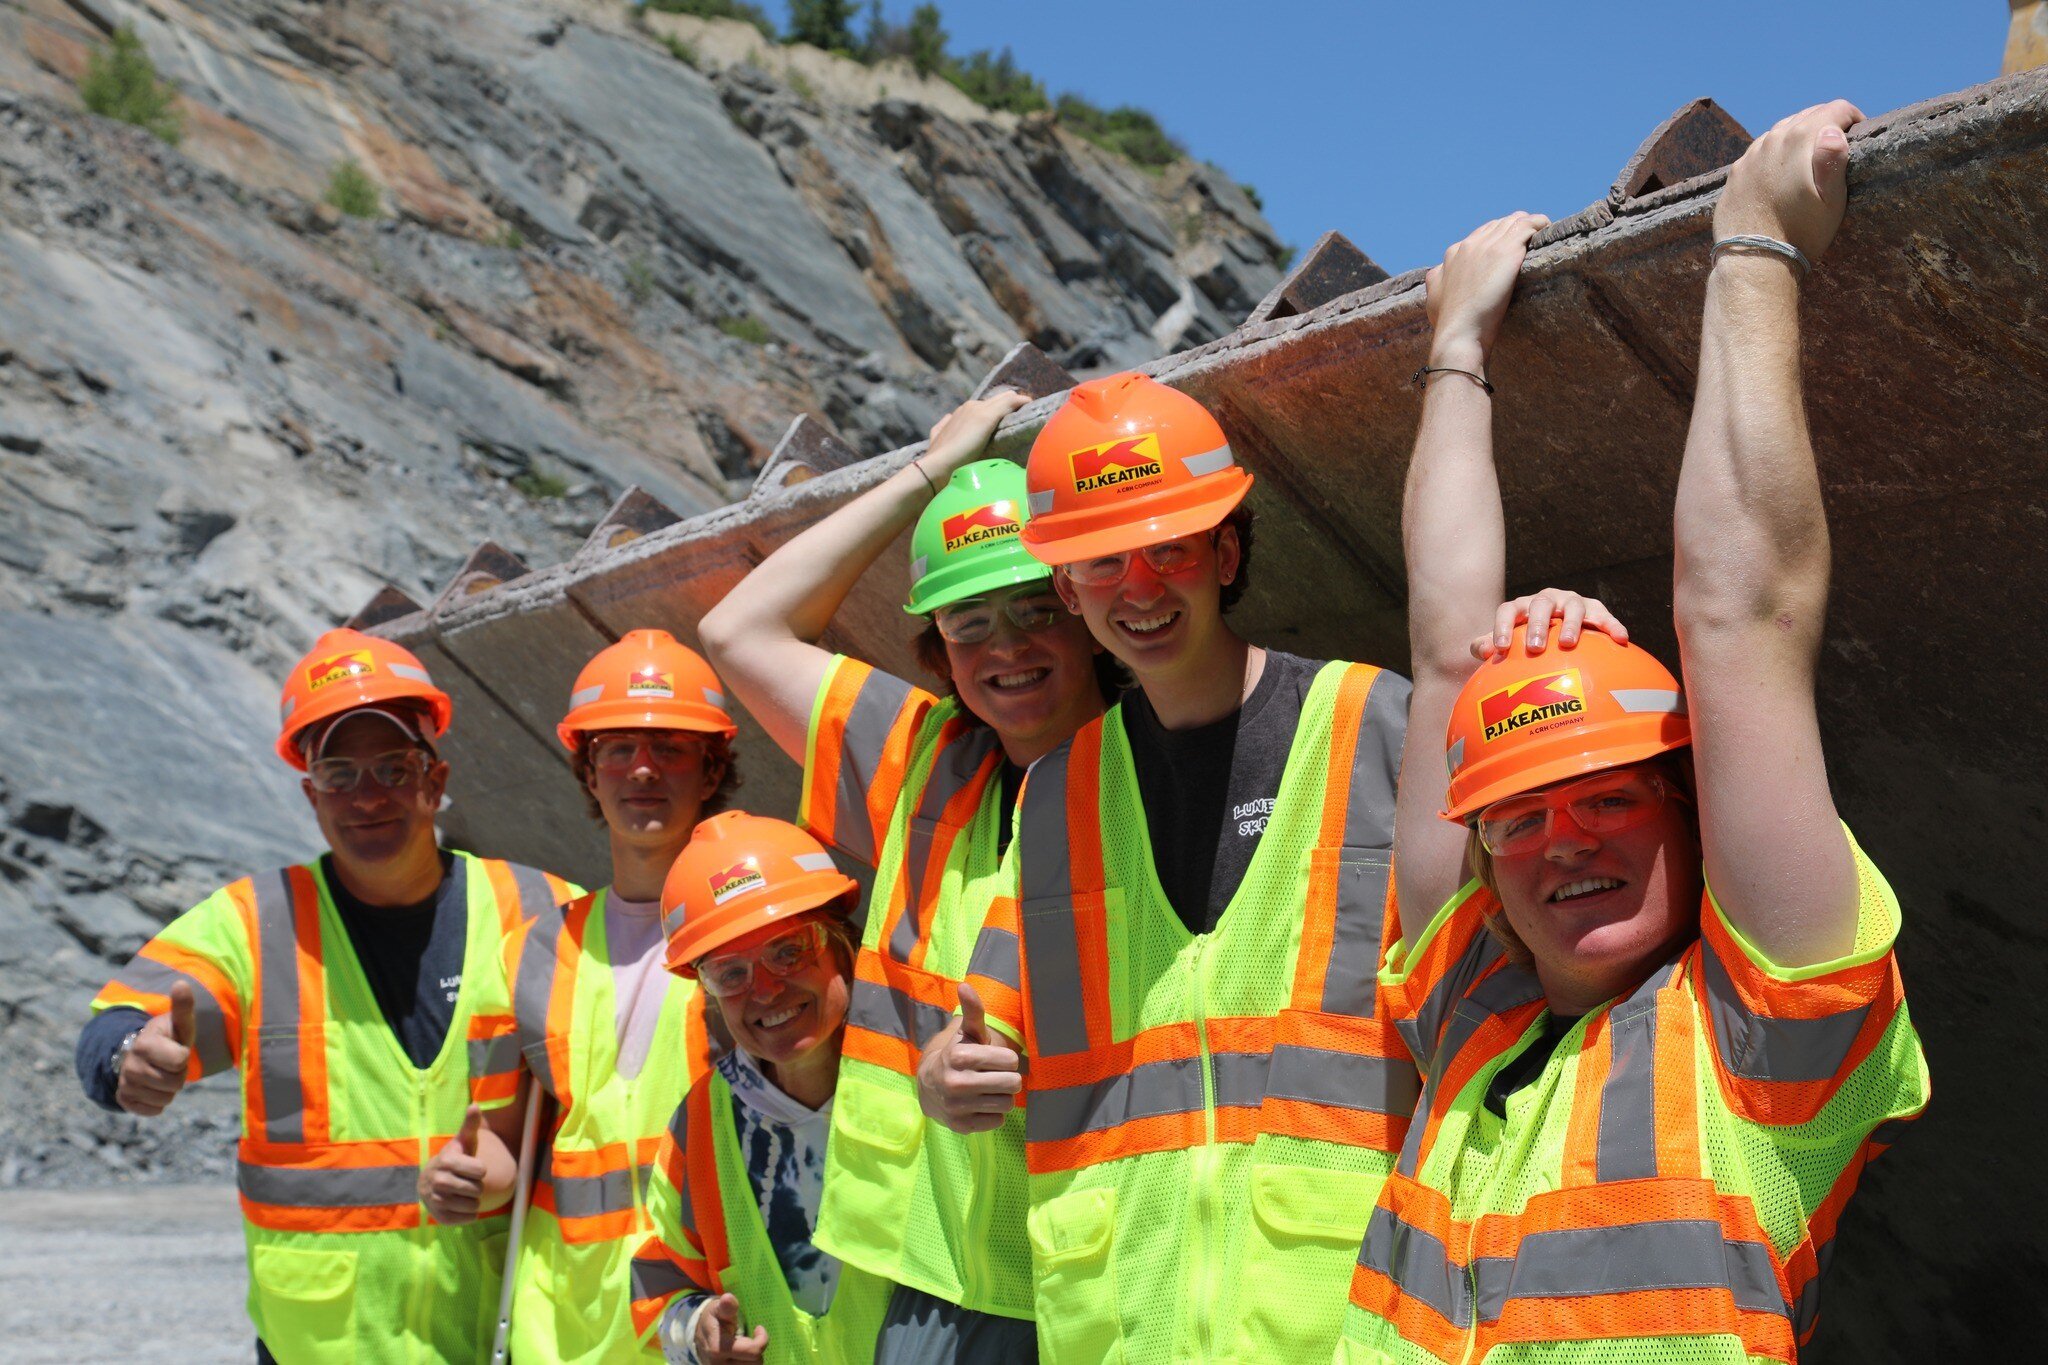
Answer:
[
  {"xmin": 643, "ymin": 0, "xmax": 777, "ymax": 42},
  {"xmin": 787, "ymin": 0, "xmax": 858, "ymax": 54}
]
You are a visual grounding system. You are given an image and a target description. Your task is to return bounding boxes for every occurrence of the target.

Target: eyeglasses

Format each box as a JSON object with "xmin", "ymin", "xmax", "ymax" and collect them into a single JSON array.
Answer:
[
  {"xmin": 695, "ymin": 921, "xmax": 830, "ymax": 998},
  {"xmin": 587, "ymin": 733, "xmax": 707, "ymax": 772},
  {"xmin": 932, "ymin": 588, "xmax": 1068, "ymax": 646},
  {"xmin": 307, "ymin": 748, "xmax": 430, "ymax": 795},
  {"xmin": 1475, "ymin": 769, "xmax": 1679, "ymax": 858},
  {"xmin": 1058, "ymin": 532, "xmax": 1212, "ymax": 589}
]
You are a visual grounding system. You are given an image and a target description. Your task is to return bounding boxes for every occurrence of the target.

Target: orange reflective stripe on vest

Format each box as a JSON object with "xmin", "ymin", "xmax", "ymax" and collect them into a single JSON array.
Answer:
[{"xmin": 534, "ymin": 1136, "xmax": 666, "ymax": 1243}]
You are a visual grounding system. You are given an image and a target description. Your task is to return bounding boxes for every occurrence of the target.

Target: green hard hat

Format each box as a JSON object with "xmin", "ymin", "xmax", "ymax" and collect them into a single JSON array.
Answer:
[{"xmin": 904, "ymin": 460, "xmax": 1051, "ymax": 616}]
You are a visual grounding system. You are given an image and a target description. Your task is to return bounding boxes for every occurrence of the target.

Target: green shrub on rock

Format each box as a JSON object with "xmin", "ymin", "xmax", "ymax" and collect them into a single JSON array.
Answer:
[
  {"xmin": 323, "ymin": 159, "xmax": 383, "ymax": 219},
  {"xmin": 80, "ymin": 26, "xmax": 183, "ymax": 146}
]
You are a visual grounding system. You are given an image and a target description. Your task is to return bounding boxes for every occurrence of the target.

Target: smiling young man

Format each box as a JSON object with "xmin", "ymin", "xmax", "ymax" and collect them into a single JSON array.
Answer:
[
  {"xmin": 1337, "ymin": 102, "xmax": 1928, "ymax": 1362},
  {"xmin": 76, "ymin": 628, "xmax": 575, "ymax": 1365},
  {"xmin": 920, "ymin": 373, "xmax": 1434, "ymax": 1364},
  {"xmin": 431, "ymin": 630, "xmax": 740, "ymax": 1363},
  {"xmin": 697, "ymin": 390, "xmax": 1119, "ymax": 1363}
]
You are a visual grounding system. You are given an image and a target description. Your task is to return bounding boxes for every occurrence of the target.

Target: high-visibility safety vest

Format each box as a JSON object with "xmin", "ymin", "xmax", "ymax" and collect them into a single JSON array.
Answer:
[
  {"xmin": 89, "ymin": 853, "xmax": 573, "ymax": 1365},
  {"xmin": 467, "ymin": 888, "xmax": 695, "ymax": 1362},
  {"xmin": 628, "ymin": 1001, "xmax": 893, "ymax": 1363},
  {"xmin": 1336, "ymin": 831, "xmax": 1929, "ymax": 1364},
  {"xmin": 801, "ymin": 656, "xmax": 1034, "ymax": 1318},
  {"xmin": 965, "ymin": 659, "xmax": 1419, "ymax": 1364}
]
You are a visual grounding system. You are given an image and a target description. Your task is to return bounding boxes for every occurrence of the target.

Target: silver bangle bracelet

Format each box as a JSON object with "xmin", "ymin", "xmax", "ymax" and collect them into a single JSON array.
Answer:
[{"xmin": 1711, "ymin": 234, "xmax": 1811, "ymax": 276}]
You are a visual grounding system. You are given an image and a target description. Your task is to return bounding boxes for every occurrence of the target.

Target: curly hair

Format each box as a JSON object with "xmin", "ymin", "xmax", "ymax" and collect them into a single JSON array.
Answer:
[
  {"xmin": 1217, "ymin": 501, "xmax": 1255, "ymax": 613},
  {"xmin": 568, "ymin": 732, "xmax": 741, "ymax": 823}
]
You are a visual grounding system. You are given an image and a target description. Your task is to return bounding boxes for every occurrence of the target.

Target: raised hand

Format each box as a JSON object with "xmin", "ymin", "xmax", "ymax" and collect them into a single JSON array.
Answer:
[
  {"xmin": 1424, "ymin": 212, "xmax": 1551, "ymax": 371},
  {"xmin": 1471, "ymin": 589, "xmax": 1631, "ymax": 661},
  {"xmin": 420, "ymin": 1103, "xmax": 489, "ymax": 1225},
  {"xmin": 117, "ymin": 981, "xmax": 196, "ymax": 1117},
  {"xmin": 695, "ymin": 1292, "xmax": 769, "ymax": 1363},
  {"xmin": 1713, "ymin": 99, "xmax": 1866, "ymax": 264},
  {"xmin": 919, "ymin": 389, "xmax": 1031, "ymax": 483},
  {"xmin": 916, "ymin": 982, "xmax": 1024, "ymax": 1135}
]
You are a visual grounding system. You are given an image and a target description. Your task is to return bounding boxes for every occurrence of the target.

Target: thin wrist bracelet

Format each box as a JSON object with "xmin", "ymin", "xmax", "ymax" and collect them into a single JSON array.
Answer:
[
  {"xmin": 1711, "ymin": 234, "xmax": 1811, "ymax": 276},
  {"xmin": 1411, "ymin": 364, "xmax": 1495, "ymax": 396},
  {"xmin": 908, "ymin": 458, "xmax": 938, "ymax": 494}
]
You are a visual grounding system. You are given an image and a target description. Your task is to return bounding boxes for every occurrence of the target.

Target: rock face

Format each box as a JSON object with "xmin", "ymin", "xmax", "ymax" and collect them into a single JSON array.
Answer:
[{"xmin": 0, "ymin": 0, "xmax": 1283, "ymax": 1187}]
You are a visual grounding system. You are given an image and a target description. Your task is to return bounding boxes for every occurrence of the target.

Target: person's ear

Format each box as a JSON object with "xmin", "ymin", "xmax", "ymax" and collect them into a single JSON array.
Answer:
[
  {"xmin": 421, "ymin": 758, "xmax": 451, "ymax": 807},
  {"xmin": 1213, "ymin": 524, "xmax": 1241, "ymax": 587},
  {"xmin": 1053, "ymin": 567, "xmax": 1081, "ymax": 614},
  {"xmin": 699, "ymin": 745, "xmax": 725, "ymax": 801},
  {"xmin": 300, "ymin": 776, "xmax": 317, "ymax": 810}
]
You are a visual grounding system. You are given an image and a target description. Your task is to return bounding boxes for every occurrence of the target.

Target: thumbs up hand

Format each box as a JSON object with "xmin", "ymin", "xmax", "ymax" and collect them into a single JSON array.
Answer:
[
  {"xmin": 694, "ymin": 1293, "xmax": 770, "ymax": 1363},
  {"xmin": 916, "ymin": 982, "xmax": 1024, "ymax": 1135},
  {"xmin": 117, "ymin": 982, "xmax": 197, "ymax": 1117},
  {"xmin": 421, "ymin": 1103, "xmax": 489, "ymax": 1224}
]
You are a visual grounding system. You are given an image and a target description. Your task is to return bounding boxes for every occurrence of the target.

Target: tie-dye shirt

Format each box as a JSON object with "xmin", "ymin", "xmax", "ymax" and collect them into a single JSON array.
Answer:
[{"xmin": 716, "ymin": 1044, "xmax": 842, "ymax": 1316}]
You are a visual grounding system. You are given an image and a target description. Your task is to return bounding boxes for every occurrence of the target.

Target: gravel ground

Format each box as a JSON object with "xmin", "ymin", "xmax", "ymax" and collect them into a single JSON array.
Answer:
[{"xmin": 0, "ymin": 1183, "xmax": 249, "ymax": 1363}]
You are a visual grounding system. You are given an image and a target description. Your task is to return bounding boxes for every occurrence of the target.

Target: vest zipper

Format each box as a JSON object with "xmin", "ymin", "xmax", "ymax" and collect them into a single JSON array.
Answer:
[
  {"xmin": 412, "ymin": 1073, "xmax": 433, "ymax": 1361},
  {"xmin": 1190, "ymin": 940, "xmax": 1219, "ymax": 1362}
]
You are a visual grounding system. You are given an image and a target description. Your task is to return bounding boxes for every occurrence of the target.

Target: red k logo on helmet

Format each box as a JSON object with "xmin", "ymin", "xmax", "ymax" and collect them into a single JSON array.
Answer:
[
  {"xmin": 1478, "ymin": 670, "xmax": 1585, "ymax": 743},
  {"xmin": 940, "ymin": 501, "xmax": 1020, "ymax": 553},
  {"xmin": 1067, "ymin": 433, "xmax": 1163, "ymax": 495},
  {"xmin": 626, "ymin": 664, "xmax": 675, "ymax": 700},
  {"xmin": 709, "ymin": 859, "xmax": 766, "ymax": 906},
  {"xmin": 306, "ymin": 650, "xmax": 376, "ymax": 692}
]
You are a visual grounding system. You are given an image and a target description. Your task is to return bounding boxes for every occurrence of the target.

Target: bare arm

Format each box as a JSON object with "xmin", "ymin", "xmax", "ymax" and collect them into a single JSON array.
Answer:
[
  {"xmin": 1673, "ymin": 100, "xmax": 1865, "ymax": 967},
  {"xmin": 1393, "ymin": 214, "xmax": 1545, "ymax": 934},
  {"xmin": 697, "ymin": 392, "xmax": 1029, "ymax": 763}
]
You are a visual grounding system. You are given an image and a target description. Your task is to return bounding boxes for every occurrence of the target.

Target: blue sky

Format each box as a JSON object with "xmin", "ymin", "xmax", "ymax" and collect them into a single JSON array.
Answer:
[{"xmin": 821, "ymin": 1, "xmax": 2005, "ymax": 272}]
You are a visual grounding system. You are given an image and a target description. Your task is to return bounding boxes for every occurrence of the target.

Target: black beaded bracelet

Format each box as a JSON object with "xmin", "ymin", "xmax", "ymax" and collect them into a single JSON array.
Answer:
[{"xmin": 1411, "ymin": 364, "xmax": 1495, "ymax": 396}]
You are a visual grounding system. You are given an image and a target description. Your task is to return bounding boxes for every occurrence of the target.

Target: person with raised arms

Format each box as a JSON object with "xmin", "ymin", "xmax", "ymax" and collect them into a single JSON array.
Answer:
[{"xmin": 1336, "ymin": 101, "xmax": 1929, "ymax": 1362}]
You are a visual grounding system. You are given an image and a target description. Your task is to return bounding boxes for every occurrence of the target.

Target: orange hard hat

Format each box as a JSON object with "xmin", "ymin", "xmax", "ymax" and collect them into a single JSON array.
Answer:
[
  {"xmin": 275, "ymin": 628, "xmax": 453, "ymax": 770},
  {"xmin": 661, "ymin": 810, "xmax": 857, "ymax": 975},
  {"xmin": 1019, "ymin": 371, "xmax": 1252, "ymax": 565},
  {"xmin": 557, "ymin": 629, "xmax": 736, "ymax": 748},
  {"xmin": 1441, "ymin": 628, "xmax": 1690, "ymax": 823}
]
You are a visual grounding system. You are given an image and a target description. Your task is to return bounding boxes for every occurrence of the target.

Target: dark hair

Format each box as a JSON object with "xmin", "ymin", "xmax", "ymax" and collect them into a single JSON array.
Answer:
[
  {"xmin": 1217, "ymin": 502, "xmax": 1255, "ymax": 613},
  {"xmin": 569, "ymin": 732, "xmax": 741, "ymax": 822},
  {"xmin": 911, "ymin": 617, "xmax": 1128, "ymax": 730}
]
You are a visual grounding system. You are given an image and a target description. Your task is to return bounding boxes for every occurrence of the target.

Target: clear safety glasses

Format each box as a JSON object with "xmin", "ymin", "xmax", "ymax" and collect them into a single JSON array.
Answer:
[
  {"xmin": 1475, "ymin": 769, "xmax": 1680, "ymax": 858},
  {"xmin": 932, "ymin": 587, "xmax": 1068, "ymax": 646},
  {"xmin": 307, "ymin": 748, "xmax": 430, "ymax": 796},
  {"xmin": 587, "ymin": 733, "xmax": 706, "ymax": 772},
  {"xmin": 696, "ymin": 921, "xmax": 829, "ymax": 998},
  {"xmin": 1058, "ymin": 532, "xmax": 1212, "ymax": 589}
]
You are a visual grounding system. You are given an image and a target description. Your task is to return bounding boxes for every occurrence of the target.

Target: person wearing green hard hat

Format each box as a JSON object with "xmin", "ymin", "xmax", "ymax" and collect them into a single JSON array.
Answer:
[{"xmin": 695, "ymin": 391, "xmax": 1117, "ymax": 1363}]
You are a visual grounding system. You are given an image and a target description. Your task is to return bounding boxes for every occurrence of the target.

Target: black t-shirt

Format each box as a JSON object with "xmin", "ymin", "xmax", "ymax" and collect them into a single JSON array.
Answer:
[
  {"xmin": 996, "ymin": 760, "xmax": 1025, "ymax": 858},
  {"xmin": 1121, "ymin": 650, "xmax": 1323, "ymax": 936},
  {"xmin": 322, "ymin": 851, "xmax": 469, "ymax": 1070},
  {"xmin": 1484, "ymin": 1013, "xmax": 1581, "ymax": 1117}
]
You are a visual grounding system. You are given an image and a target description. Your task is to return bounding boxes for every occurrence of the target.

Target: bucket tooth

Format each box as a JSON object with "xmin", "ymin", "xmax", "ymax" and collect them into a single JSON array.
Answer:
[
  {"xmin": 345, "ymin": 584, "xmax": 425, "ymax": 632},
  {"xmin": 970, "ymin": 341, "xmax": 1077, "ymax": 402},
  {"xmin": 1245, "ymin": 230, "xmax": 1390, "ymax": 325},
  {"xmin": 1610, "ymin": 98, "xmax": 1752, "ymax": 204},
  {"xmin": 433, "ymin": 541, "xmax": 529, "ymax": 609},
  {"xmin": 579, "ymin": 485, "xmax": 680, "ymax": 558},
  {"xmin": 751, "ymin": 414, "xmax": 863, "ymax": 498}
]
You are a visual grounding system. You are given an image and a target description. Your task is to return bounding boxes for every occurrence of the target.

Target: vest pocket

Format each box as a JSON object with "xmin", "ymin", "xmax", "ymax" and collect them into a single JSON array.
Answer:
[
  {"xmin": 1229, "ymin": 1165, "xmax": 1382, "ymax": 1362},
  {"xmin": 1027, "ymin": 1187, "xmax": 1124, "ymax": 1364},
  {"xmin": 823, "ymin": 1075, "xmax": 925, "ymax": 1251},
  {"xmin": 251, "ymin": 1244, "xmax": 357, "ymax": 1365}
]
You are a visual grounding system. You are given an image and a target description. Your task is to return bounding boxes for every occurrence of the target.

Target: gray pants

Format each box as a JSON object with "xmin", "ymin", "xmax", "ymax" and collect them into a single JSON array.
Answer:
[{"xmin": 875, "ymin": 1282, "xmax": 1038, "ymax": 1364}]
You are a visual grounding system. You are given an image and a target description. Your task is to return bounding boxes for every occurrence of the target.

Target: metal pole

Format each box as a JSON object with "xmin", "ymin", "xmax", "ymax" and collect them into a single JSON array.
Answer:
[{"xmin": 491, "ymin": 1075, "xmax": 544, "ymax": 1365}]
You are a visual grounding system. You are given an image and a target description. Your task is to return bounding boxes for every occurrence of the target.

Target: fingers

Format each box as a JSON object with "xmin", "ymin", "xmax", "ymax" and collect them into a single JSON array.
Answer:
[
  {"xmin": 167, "ymin": 982, "xmax": 196, "ymax": 1048},
  {"xmin": 454, "ymin": 1103, "xmax": 483, "ymax": 1154},
  {"xmin": 734, "ymin": 1326, "xmax": 770, "ymax": 1360},
  {"xmin": 956, "ymin": 981, "xmax": 991, "ymax": 1044},
  {"xmin": 1558, "ymin": 594, "xmax": 1586, "ymax": 647},
  {"xmin": 1491, "ymin": 598, "xmax": 1524, "ymax": 655}
]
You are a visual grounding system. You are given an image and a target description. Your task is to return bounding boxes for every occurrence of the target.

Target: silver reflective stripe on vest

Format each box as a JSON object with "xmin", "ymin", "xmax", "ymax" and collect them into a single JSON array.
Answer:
[
  {"xmin": 836, "ymin": 672, "xmax": 916, "ymax": 867},
  {"xmin": 515, "ymin": 909, "xmax": 568, "ymax": 1097},
  {"xmin": 846, "ymin": 976, "xmax": 956, "ymax": 1048},
  {"xmin": 110, "ymin": 956, "xmax": 234, "ymax": 1077},
  {"xmin": 468, "ymin": 1033, "xmax": 522, "ymax": 1080},
  {"xmin": 892, "ymin": 732, "xmax": 997, "ymax": 963},
  {"xmin": 1267, "ymin": 1044, "xmax": 1413, "ymax": 1116},
  {"xmin": 1320, "ymin": 669, "xmax": 1406, "ymax": 1015},
  {"xmin": 666, "ymin": 1103, "xmax": 699, "ymax": 1240},
  {"xmin": 552, "ymin": 1163, "xmax": 650, "ymax": 1220},
  {"xmin": 631, "ymin": 1250, "xmax": 693, "ymax": 1305},
  {"xmin": 1027, "ymin": 1055, "xmax": 1204, "ymax": 1143},
  {"xmin": 1016, "ymin": 742, "xmax": 1091, "ymax": 1057},
  {"xmin": 1470, "ymin": 1221, "xmax": 1789, "ymax": 1323},
  {"xmin": 1401, "ymin": 958, "xmax": 1539, "ymax": 1178},
  {"xmin": 1211, "ymin": 1049, "xmax": 1272, "ymax": 1111},
  {"xmin": 1597, "ymin": 988, "xmax": 1662, "ymax": 1183},
  {"xmin": 1701, "ymin": 945, "xmax": 1873, "ymax": 1082},
  {"xmin": 1403, "ymin": 923, "xmax": 1509, "ymax": 1078},
  {"xmin": 965, "ymin": 925, "xmax": 1021, "ymax": 994},
  {"xmin": 238, "ymin": 1159, "xmax": 418, "ymax": 1209},
  {"xmin": 507, "ymin": 862, "xmax": 557, "ymax": 924},
  {"xmin": 1361, "ymin": 1203, "xmax": 1473, "ymax": 1327},
  {"xmin": 252, "ymin": 869, "xmax": 307, "ymax": 1145}
]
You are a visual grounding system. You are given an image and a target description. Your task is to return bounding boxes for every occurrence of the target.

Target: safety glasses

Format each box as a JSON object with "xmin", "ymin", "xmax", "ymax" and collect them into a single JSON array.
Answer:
[
  {"xmin": 587, "ymin": 733, "xmax": 707, "ymax": 772},
  {"xmin": 307, "ymin": 748, "xmax": 430, "ymax": 796},
  {"xmin": 932, "ymin": 587, "xmax": 1068, "ymax": 646},
  {"xmin": 1057, "ymin": 532, "xmax": 1212, "ymax": 589},
  {"xmin": 1475, "ymin": 769, "xmax": 1679, "ymax": 858},
  {"xmin": 695, "ymin": 921, "xmax": 830, "ymax": 998}
]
